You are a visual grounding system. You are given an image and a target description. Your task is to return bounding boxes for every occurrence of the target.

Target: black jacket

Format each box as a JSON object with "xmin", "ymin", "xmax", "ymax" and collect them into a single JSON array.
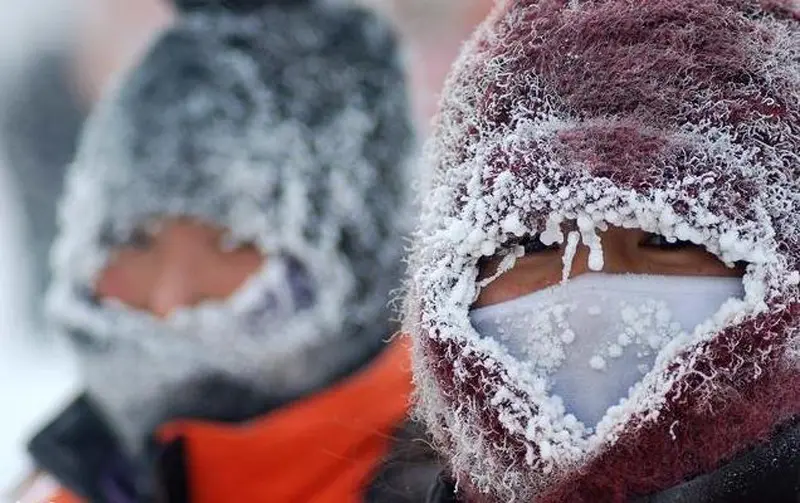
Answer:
[
  {"xmin": 426, "ymin": 421, "xmax": 800, "ymax": 503},
  {"xmin": 30, "ymin": 394, "xmax": 440, "ymax": 503},
  {"xmin": 366, "ymin": 420, "xmax": 443, "ymax": 503},
  {"xmin": 28, "ymin": 394, "xmax": 185, "ymax": 503}
]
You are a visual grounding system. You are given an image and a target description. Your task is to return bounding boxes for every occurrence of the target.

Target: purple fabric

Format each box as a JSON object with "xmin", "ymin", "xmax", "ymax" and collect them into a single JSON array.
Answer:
[{"xmin": 99, "ymin": 454, "xmax": 138, "ymax": 503}]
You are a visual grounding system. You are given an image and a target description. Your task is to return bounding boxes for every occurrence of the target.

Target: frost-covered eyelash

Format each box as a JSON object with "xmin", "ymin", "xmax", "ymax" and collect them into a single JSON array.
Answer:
[
  {"xmin": 509, "ymin": 232, "xmax": 699, "ymax": 254},
  {"xmin": 99, "ymin": 221, "xmax": 160, "ymax": 249},
  {"xmin": 219, "ymin": 231, "xmax": 245, "ymax": 252},
  {"xmin": 640, "ymin": 233, "xmax": 695, "ymax": 250},
  {"xmin": 509, "ymin": 234, "xmax": 560, "ymax": 255},
  {"xmin": 218, "ymin": 231, "xmax": 263, "ymax": 254}
]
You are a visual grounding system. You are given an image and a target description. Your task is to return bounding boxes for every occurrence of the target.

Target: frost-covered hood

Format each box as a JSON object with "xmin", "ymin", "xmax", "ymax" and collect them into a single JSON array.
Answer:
[
  {"xmin": 47, "ymin": 0, "xmax": 414, "ymax": 453},
  {"xmin": 405, "ymin": 0, "xmax": 800, "ymax": 501}
]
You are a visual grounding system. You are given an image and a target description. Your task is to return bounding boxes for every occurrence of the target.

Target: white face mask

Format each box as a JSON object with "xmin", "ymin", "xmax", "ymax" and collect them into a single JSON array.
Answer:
[{"xmin": 470, "ymin": 273, "xmax": 744, "ymax": 428}]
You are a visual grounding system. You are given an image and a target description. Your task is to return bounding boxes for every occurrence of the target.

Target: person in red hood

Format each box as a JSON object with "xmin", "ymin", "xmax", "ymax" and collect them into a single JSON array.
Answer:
[
  {"xmin": 404, "ymin": 0, "xmax": 800, "ymax": 501},
  {"xmin": 18, "ymin": 0, "xmax": 420, "ymax": 501}
]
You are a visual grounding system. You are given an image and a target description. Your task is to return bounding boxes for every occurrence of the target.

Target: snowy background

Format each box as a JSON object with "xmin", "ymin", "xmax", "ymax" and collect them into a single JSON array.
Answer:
[
  {"xmin": 0, "ymin": 1, "xmax": 80, "ymax": 495},
  {"xmin": 0, "ymin": 0, "xmax": 493, "ymax": 497}
]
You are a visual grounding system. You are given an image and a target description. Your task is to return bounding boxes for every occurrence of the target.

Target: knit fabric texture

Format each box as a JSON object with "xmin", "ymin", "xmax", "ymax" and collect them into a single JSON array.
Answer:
[{"xmin": 405, "ymin": 0, "xmax": 799, "ymax": 501}]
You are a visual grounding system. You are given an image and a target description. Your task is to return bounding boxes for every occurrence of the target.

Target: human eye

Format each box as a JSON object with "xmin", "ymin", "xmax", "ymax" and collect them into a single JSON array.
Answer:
[
  {"xmin": 125, "ymin": 226, "xmax": 155, "ymax": 250},
  {"xmin": 99, "ymin": 222, "xmax": 155, "ymax": 250},
  {"xmin": 517, "ymin": 234, "xmax": 560, "ymax": 256},
  {"xmin": 118, "ymin": 220, "xmax": 161, "ymax": 250},
  {"xmin": 640, "ymin": 232, "xmax": 695, "ymax": 251}
]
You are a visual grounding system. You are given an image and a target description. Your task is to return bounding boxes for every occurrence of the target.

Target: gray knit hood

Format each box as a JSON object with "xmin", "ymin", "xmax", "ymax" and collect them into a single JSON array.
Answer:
[{"xmin": 47, "ymin": 0, "xmax": 414, "ymax": 453}]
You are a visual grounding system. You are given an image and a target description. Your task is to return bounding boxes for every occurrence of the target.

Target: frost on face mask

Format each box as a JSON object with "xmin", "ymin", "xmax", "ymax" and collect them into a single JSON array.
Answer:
[
  {"xmin": 404, "ymin": 0, "xmax": 800, "ymax": 500},
  {"xmin": 46, "ymin": 0, "xmax": 414, "ymax": 454},
  {"xmin": 470, "ymin": 272, "xmax": 745, "ymax": 429}
]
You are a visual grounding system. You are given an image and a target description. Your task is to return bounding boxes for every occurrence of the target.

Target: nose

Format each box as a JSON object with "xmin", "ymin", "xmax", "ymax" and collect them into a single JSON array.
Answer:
[{"xmin": 149, "ymin": 248, "xmax": 202, "ymax": 318}]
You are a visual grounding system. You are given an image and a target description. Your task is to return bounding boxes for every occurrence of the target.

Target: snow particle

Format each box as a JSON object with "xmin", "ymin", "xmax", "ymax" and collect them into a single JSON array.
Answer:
[{"xmin": 589, "ymin": 355, "xmax": 607, "ymax": 370}]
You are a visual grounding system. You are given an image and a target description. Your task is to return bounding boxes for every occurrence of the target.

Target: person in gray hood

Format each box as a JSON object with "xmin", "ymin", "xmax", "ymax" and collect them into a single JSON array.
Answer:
[{"xmin": 24, "ymin": 0, "xmax": 419, "ymax": 501}]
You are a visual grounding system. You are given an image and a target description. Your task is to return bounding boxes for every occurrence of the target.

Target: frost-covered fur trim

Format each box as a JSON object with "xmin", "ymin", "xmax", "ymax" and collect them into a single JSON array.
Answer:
[
  {"xmin": 406, "ymin": 0, "xmax": 799, "ymax": 501},
  {"xmin": 48, "ymin": 0, "xmax": 413, "ymax": 451}
]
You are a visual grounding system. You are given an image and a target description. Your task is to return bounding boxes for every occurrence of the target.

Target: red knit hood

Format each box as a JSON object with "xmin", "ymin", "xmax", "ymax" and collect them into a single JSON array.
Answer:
[{"xmin": 405, "ymin": 0, "xmax": 800, "ymax": 501}]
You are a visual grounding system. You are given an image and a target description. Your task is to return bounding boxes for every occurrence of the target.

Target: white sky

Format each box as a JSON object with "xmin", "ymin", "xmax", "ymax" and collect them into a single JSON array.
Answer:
[{"xmin": 0, "ymin": 0, "xmax": 79, "ymax": 496}]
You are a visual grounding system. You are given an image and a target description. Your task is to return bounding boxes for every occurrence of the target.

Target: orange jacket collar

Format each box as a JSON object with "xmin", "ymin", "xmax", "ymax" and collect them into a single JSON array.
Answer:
[{"xmin": 156, "ymin": 340, "xmax": 413, "ymax": 503}]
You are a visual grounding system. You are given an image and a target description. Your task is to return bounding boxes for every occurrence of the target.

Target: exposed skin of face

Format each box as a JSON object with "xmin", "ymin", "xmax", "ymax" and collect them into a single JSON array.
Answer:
[
  {"xmin": 95, "ymin": 218, "xmax": 264, "ymax": 318},
  {"xmin": 474, "ymin": 226, "xmax": 744, "ymax": 308}
]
